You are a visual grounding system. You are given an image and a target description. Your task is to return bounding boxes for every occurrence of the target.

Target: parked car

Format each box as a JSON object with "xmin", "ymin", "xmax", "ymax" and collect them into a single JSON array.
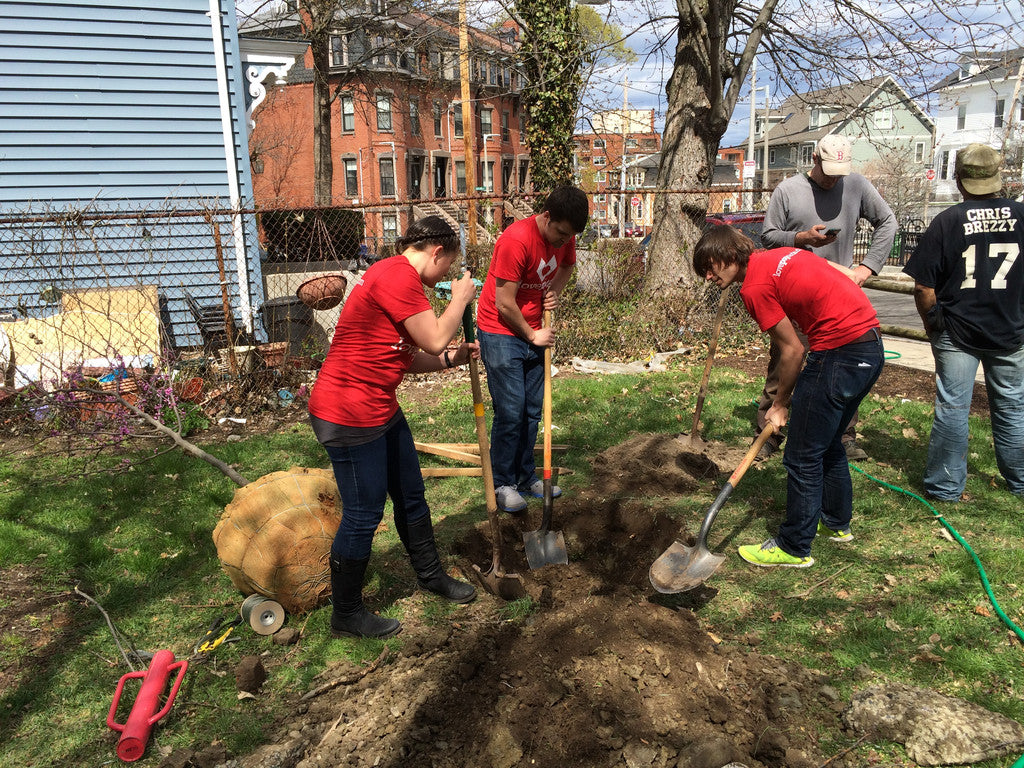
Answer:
[
  {"xmin": 637, "ymin": 212, "xmax": 765, "ymax": 263},
  {"xmin": 703, "ymin": 211, "xmax": 765, "ymax": 247}
]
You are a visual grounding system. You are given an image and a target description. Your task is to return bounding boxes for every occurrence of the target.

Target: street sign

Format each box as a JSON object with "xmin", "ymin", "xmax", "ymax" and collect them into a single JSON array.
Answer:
[
  {"xmin": 630, "ymin": 196, "xmax": 641, "ymax": 207},
  {"xmin": 925, "ymin": 168, "xmax": 936, "ymax": 181},
  {"xmin": 743, "ymin": 160, "xmax": 756, "ymax": 180}
]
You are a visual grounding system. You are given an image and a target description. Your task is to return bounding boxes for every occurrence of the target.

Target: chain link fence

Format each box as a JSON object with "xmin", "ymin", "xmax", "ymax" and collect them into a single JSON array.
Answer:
[{"xmin": 0, "ymin": 187, "xmax": 910, "ymax": 453}]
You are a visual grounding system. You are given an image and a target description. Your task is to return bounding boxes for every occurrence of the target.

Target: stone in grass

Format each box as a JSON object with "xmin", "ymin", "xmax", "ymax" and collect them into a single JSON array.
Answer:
[{"xmin": 844, "ymin": 682, "xmax": 1024, "ymax": 766}]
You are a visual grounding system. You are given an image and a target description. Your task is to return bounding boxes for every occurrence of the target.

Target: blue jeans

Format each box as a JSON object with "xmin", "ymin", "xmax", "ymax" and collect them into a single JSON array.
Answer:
[
  {"xmin": 777, "ymin": 336, "xmax": 884, "ymax": 557},
  {"xmin": 924, "ymin": 331, "xmax": 1024, "ymax": 499},
  {"xmin": 478, "ymin": 329, "xmax": 545, "ymax": 489},
  {"xmin": 323, "ymin": 411, "xmax": 429, "ymax": 561}
]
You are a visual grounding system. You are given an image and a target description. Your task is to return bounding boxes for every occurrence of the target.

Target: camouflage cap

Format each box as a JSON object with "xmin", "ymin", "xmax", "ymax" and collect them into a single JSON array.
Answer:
[{"xmin": 954, "ymin": 143, "xmax": 1002, "ymax": 195}]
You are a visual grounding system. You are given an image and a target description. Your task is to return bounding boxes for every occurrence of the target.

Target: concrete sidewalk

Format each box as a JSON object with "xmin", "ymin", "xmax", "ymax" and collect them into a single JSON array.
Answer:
[{"xmin": 881, "ymin": 334, "xmax": 985, "ymax": 383}]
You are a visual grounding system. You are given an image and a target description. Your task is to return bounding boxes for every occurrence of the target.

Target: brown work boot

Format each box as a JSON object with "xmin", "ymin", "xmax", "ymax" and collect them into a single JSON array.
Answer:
[
  {"xmin": 754, "ymin": 435, "xmax": 782, "ymax": 462},
  {"xmin": 842, "ymin": 439, "xmax": 868, "ymax": 462}
]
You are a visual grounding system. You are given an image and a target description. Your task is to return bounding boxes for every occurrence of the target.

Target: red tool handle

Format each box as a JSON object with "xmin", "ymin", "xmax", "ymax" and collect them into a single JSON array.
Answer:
[{"xmin": 107, "ymin": 649, "xmax": 189, "ymax": 762}]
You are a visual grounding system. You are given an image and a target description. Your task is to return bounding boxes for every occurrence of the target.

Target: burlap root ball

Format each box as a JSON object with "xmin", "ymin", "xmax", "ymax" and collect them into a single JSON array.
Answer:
[{"xmin": 213, "ymin": 467, "xmax": 341, "ymax": 614}]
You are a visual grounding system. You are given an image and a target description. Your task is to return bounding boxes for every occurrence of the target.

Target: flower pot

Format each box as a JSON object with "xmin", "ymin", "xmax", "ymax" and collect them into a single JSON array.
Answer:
[
  {"xmin": 257, "ymin": 341, "xmax": 289, "ymax": 369},
  {"xmin": 296, "ymin": 274, "xmax": 347, "ymax": 311}
]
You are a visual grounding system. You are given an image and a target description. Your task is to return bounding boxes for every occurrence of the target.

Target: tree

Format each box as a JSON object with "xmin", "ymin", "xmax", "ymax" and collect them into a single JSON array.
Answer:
[
  {"xmin": 644, "ymin": 0, "xmax": 1018, "ymax": 295},
  {"xmin": 516, "ymin": 0, "xmax": 587, "ymax": 192}
]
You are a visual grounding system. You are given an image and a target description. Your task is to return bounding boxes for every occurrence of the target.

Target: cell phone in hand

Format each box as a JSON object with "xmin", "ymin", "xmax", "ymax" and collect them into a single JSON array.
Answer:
[{"xmin": 825, "ymin": 228, "xmax": 841, "ymax": 237}]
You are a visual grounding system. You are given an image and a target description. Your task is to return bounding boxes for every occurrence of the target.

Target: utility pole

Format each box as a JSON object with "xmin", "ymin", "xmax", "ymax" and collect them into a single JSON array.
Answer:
[
  {"xmin": 745, "ymin": 59, "xmax": 756, "ymax": 210},
  {"xmin": 619, "ymin": 76, "xmax": 628, "ymax": 238},
  {"xmin": 459, "ymin": 0, "xmax": 478, "ymax": 245},
  {"xmin": 761, "ymin": 87, "xmax": 770, "ymax": 191}
]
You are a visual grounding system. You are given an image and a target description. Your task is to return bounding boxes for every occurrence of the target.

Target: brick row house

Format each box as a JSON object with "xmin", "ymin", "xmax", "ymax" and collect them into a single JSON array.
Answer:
[
  {"xmin": 573, "ymin": 109, "xmax": 661, "ymax": 235},
  {"xmin": 244, "ymin": 0, "xmax": 531, "ymax": 251}
]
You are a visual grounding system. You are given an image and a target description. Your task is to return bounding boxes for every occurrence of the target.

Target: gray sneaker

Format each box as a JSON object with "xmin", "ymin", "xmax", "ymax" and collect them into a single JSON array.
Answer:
[
  {"xmin": 520, "ymin": 480, "xmax": 562, "ymax": 499},
  {"xmin": 495, "ymin": 485, "xmax": 527, "ymax": 513}
]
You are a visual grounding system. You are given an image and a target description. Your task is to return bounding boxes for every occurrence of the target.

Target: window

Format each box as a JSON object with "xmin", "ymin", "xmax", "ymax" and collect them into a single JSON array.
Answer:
[
  {"xmin": 995, "ymin": 99, "xmax": 1005, "ymax": 128},
  {"xmin": 768, "ymin": 148, "xmax": 776, "ymax": 165},
  {"xmin": 723, "ymin": 198, "xmax": 732, "ymax": 213},
  {"xmin": 453, "ymin": 105, "xmax": 463, "ymax": 138},
  {"xmin": 344, "ymin": 158, "xmax": 358, "ymax": 196},
  {"xmin": 593, "ymin": 156, "xmax": 606, "ymax": 166},
  {"xmin": 489, "ymin": 60, "xmax": 498, "ymax": 85},
  {"xmin": 379, "ymin": 157, "xmax": 395, "ymax": 196},
  {"xmin": 382, "ymin": 213, "xmax": 398, "ymax": 245},
  {"xmin": 626, "ymin": 137, "xmax": 638, "ymax": 148},
  {"xmin": 480, "ymin": 108, "xmax": 493, "ymax": 136},
  {"xmin": 455, "ymin": 161, "xmax": 466, "ymax": 194},
  {"xmin": 433, "ymin": 101, "xmax": 443, "ymax": 137},
  {"xmin": 480, "ymin": 161, "xmax": 494, "ymax": 192},
  {"xmin": 595, "ymin": 194, "xmax": 605, "ymax": 203},
  {"xmin": 409, "ymin": 98, "xmax": 420, "ymax": 136},
  {"xmin": 594, "ymin": 171, "xmax": 606, "ymax": 182},
  {"xmin": 341, "ymin": 95, "xmax": 355, "ymax": 132},
  {"xmin": 331, "ymin": 35, "xmax": 346, "ymax": 67},
  {"xmin": 376, "ymin": 93, "xmax": 392, "ymax": 131},
  {"xmin": 810, "ymin": 108, "xmax": 820, "ymax": 128},
  {"xmin": 594, "ymin": 139, "xmax": 606, "ymax": 148},
  {"xmin": 939, "ymin": 149, "xmax": 950, "ymax": 180},
  {"xmin": 873, "ymin": 107, "xmax": 893, "ymax": 130},
  {"xmin": 957, "ymin": 105, "xmax": 966, "ymax": 130},
  {"xmin": 799, "ymin": 144, "xmax": 813, "ymax": 166},
  {"xmin": 501, "ymin": 111, "xmax": 510, "ymax": 142},
  {"xmin": 915, "ymin": 141, "xmax": 926, "ymax": 163}
]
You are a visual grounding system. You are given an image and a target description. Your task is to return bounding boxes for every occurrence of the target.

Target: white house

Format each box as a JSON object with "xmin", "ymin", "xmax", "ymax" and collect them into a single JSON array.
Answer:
[{"xmin": 931, "ymin": 47, "xmax": 1024, "ymax": 204}]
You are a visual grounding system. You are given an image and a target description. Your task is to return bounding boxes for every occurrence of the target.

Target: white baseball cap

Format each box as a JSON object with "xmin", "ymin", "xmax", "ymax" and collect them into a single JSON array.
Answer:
[{"xmin": 816, "ymin": 135, "xmax": 852, "ymax": 176}]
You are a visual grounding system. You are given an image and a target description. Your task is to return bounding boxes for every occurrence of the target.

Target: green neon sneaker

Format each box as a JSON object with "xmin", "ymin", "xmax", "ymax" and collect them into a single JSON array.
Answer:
[
  {"xmin": 738, "ymin": 538, "xmax": 814, "ymax": 568},
  {"xmin": 816, "ymin": 520, "xmax": 854, "ymax": 543}
]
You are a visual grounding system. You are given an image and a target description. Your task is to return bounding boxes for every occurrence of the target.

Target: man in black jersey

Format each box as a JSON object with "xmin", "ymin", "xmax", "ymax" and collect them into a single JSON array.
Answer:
[{"xmin": 903, "ymin": 144, "xmax": 1024, "ymax": 501}]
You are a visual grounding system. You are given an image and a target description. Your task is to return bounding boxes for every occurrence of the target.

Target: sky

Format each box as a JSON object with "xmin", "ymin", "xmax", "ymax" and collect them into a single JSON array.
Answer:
[{"xmin": 237, "ymin": 0, "xmax": 1024, "ymax": 149}]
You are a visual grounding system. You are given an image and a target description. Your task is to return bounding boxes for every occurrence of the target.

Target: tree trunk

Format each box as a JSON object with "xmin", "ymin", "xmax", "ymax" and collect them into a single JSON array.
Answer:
[
  {"xmin": 310, "ymin": 32, "xmax": 333, "ymax": 206},
  {"xmin": 645, "ymin": 28, "xmax": 720, "ymax": 296}
]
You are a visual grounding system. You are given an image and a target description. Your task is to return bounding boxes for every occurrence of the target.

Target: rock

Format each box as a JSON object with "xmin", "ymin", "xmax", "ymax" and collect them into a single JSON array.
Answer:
[
  {"xmin": 622, "ymin": 741, "xmax": 659, "ymax": 767},
  {"xmin": 674, "ymin": 736, "xmax": 739, "ymax": 768},
  {"xmin": 272, "ymin": 627, "xmax": 301, "ymax": 645},
  {"xmin": 844, "ymin": 682, "xmax": 1024, "ymax": 765},
  {"xmin": 236, "ymin": 655, "xmax": 267, "ymax": 693},
  {"xmin": 157, "ymin": 748, "xmax": 194, "ymax": 768}
]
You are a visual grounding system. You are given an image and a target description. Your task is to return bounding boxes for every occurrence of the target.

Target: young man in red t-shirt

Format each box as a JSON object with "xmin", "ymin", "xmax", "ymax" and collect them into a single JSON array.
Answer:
[
  {"xmin": 692, "ymin": 225, "xmax": 884, "ymax": 568},
  {"xmin": 477, "ymin": 186, "xmax": 589, "ymax": 512}
]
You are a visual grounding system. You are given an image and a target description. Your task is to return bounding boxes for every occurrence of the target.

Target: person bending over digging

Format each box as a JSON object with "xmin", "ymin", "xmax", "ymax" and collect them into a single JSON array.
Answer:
[
  {"xmin": 308, "ymin": 216, "xmax": 479, "ymax": 638},
  {"xmin": 692, "ymin": 225, "xmax": 884, "ymax": 568}
]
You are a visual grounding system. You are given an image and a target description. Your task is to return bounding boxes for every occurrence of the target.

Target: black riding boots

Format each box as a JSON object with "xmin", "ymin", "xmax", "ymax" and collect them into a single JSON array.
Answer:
[
  {"xmin": 403, "ymin": 516, "xmax": 476, "ymax": 604},
  {"xmin": 329, "ymin": 555, "xmax": 401, "ymax": 639}
]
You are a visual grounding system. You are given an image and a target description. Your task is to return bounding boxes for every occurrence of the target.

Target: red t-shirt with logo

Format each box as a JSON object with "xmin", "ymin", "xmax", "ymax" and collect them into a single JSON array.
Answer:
[
  {"xmin": 740, "ymin": 247, "xmax": 878, "ymax": 350},
  {"xmin": 476, "ymin": 215, "xmax": 576, "ymax": 335},
  {"xmin": 308, "ymin": 255, "xmax": 431, "ymax": 427}
]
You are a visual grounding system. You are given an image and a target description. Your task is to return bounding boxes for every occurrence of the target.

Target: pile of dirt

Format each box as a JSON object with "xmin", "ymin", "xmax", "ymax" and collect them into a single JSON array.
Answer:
[{"xmin": 228, "ymin": 433, "xmax": 849, "ymax": 768}]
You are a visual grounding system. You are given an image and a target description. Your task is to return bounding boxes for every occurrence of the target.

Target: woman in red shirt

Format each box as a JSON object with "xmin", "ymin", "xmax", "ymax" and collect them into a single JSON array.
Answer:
[{"xmin": 308, "ymin": 216, "xmax": 478, "ymax": 638}]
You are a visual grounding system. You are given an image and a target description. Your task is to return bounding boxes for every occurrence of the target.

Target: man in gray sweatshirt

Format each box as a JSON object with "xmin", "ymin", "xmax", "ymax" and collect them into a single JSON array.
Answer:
[{"xmin": 757, "ymin": 134, "xmax": 897, "ymax": 461}]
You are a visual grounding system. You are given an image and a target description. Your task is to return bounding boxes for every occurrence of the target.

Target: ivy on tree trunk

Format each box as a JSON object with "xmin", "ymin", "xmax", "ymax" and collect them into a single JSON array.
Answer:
[{"xmin": 518, "ymin": 0, "xmax": 585, "ymax": 196}]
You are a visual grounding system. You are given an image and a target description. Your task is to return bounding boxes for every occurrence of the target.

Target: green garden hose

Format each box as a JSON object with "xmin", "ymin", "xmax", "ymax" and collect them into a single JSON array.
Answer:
[{"xmin": 851, "ymin": 464, "xmax": 1024, "ymax": 767}]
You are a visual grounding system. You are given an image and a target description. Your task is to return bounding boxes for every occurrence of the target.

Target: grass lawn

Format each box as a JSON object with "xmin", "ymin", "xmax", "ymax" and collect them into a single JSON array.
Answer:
[{"xmin": 1, "ymin": 355, "xmax": 1022, "ymax": 767}]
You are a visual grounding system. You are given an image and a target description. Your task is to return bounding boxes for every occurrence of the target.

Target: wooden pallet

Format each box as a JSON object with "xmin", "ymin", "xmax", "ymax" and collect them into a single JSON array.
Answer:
[{"xmin": 415, "ymin": 441, "xmax": 571, "ymax": 478}]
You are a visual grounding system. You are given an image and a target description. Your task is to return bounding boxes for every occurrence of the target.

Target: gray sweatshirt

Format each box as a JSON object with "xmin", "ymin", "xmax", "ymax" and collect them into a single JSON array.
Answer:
[{"xmin": 760, "ymin": 172, "xmax": 897, "ymax": 274}]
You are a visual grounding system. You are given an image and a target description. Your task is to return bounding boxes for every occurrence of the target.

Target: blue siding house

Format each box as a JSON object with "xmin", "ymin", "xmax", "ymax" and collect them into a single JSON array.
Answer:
[{"xmin": 0, "ymin": 0, "xmax": 267, "ymax": 350}]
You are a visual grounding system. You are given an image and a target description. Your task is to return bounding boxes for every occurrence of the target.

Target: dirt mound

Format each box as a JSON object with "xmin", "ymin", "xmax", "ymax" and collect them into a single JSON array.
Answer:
[{"xmin": 232, "ymin": 435, "xmax": 843, "ymax": 768}]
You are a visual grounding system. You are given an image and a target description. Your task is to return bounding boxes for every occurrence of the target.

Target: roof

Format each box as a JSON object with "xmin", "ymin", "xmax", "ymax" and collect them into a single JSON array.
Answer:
[
  {"xmin": 735, "ymin": 76, "xmax": 933, "ymax": 150},
  {"xmin": 933, "ymin": 47, "xmax": 1024, "ymax": 90}
]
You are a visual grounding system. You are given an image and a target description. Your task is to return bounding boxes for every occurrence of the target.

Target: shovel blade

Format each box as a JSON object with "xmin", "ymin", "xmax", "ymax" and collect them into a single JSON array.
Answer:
[
  {"xmin": 523, "ymin": 529, "xmax": 568, "ymax": 569},
  {"xmin": 472, "ymin": 563, "xmax": 528, "ymax": 601},
  {"xmin": 649, "ymin": 540, "xmax": 726, "ymax": 593}
]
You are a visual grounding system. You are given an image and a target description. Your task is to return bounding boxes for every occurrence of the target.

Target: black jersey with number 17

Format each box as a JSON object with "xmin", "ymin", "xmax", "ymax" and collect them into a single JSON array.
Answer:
[{"xmin": 904, "ymin": 198, "xmax": 1024, "ymax": 352}]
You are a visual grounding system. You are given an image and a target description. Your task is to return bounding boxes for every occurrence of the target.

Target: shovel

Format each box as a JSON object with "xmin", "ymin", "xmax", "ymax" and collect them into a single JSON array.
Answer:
[
  {"xmin": 681, "ymin": 285, "xmax": 732, "ymax": 449},
  {"xmin": 649, "ymin": 423, "xmax": 776, "ymax": 593},
  {"xmin": 524, "ymin": 310, "xmax": 568, "ymax": 569},
  {"xmin": 461, "ymin": 305, "xmax": 528, "ymax": 600}
]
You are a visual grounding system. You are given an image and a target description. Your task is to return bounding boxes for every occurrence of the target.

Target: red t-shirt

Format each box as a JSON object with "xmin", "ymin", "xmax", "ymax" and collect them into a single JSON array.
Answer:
[
  {"xmin": 477, "ymin": 215, "xmax": 576, "ymax": 335},
  {"xmin": 740, "ymin": 247, "xmax": 878, "ymax": 350},
  {"xmin": 308, "ymin": 256, "xmax": 431, "ymax": 427}
]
